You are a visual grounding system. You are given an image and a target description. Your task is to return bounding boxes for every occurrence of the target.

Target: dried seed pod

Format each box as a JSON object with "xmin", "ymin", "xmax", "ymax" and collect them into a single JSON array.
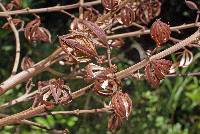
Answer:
[
  {"xmin": 101, "ymin": 0, "xmax": 119, "ymax": 11},
  {"xmin": 21, "ymin": 56, "xmax": 34, "ymax": 70},
  {"xmin": 111, "ymin": 91, "xmax": 132, "ymax": 119},
  {"xmin": 107, "ymin": 114, "xmax": 122, "ymax": 133},
  {"xmin": 150, "ymin": 20, "xmax": 171, "ymax": 47},
  {"xmin": 145, "ymin": 59, "xmax": 172, "ymax": 87},
  {"xmin": 59, "ymin": 33, "xmax": 101, "ymax": 63},
  {"xmin": 119, "ymin": 5, "xmax": 136, "ymax": 26}
]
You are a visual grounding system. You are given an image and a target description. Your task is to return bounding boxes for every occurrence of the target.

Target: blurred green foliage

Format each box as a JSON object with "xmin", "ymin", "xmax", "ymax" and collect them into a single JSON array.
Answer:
[{"xmin": 0, "ymin": 0, "xmax": 200, "ymax": 133}]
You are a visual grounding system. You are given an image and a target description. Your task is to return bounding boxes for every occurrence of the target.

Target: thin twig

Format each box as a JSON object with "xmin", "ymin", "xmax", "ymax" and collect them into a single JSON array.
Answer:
[
  {"xmin": 0, "ymin": 0, "xmax": 101, "ymax": 17},
  {"xmin": 107, "ymin": 22, "xmax": 200, "ymax": 40},
  {"xmin": 0, "ymin": 3, "xmax": 21, "ymax": 76},
  {"xmin": 41, "ymin": 107, "xmax": 111, "ymax": 116}
]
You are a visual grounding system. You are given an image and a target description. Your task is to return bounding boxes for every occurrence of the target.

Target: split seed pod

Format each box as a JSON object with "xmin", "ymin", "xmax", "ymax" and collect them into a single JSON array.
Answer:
[
  {"xmin": 111, "ymin": 91, "xmax": 132, "ymax": 119},
  {"xmin": 150, "ymin": 20, "xmax": 171, "ymax": 47}
]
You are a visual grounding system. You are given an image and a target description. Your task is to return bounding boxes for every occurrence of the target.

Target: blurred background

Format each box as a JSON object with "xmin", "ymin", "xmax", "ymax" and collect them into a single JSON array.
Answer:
[{"xmin": 0, "ymin": 0, "xmax": 200, "ymax": 133}]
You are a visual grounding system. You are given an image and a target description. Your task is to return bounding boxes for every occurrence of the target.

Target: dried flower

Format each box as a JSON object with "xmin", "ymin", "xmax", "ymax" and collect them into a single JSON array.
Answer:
[
  {"xmin": 150, "ymin": 20, "xmax": 171, "ymax": 47},
  {"xmin": 145, "ymin": 59, "xmax": 172, "ymax": 87},
  {"xmin": 85, "ymin": 63, "xmax": 119, "ymax": 96},
  {"xmin": 24, "ymin": 17, "xmax": 51, "ymax": 43},
  {"xmin": 110, "ymin": 91, "xmax": 132, "ymax": 119},
  {"xmin": 36, "ymin": 79, "xmax": 72, "ymax": 104}
]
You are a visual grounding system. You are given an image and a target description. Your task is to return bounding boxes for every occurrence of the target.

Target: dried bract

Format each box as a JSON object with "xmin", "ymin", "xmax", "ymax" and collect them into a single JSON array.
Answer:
[
  {"xmin": 111, "ymin": 91, "xmax": 132, "ymax": 119},
  {"xmin": 151, "ymin": 20, "xmax": 171, "ymax": 47},
  {"xmin": 145, "ymin": 59, "xmax": 172, "ymax": 87},
  {"xmin": 21, "ymin": 56, "xmax": 34, "ymax": 70},
  {"xmin": 185, "ymin": 0, "xmax": 198, "ymax": 10}
]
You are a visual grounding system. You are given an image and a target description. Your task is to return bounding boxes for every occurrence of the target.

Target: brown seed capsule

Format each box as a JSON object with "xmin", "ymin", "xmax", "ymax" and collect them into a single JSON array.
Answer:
[
  {"xmin": 111, "ymin": 91, "xmax": 132, "ymax": 119},
  {"xmin": 150, "ymin": 20, "xmax": 171, "ymax": 47},
  {"xmin": 119, "ymin": 5, "xmax": 136, "ymax": 26},
  {"xmin": 101, "ymin": 0, "xmax": 119, "ymax": 11}
]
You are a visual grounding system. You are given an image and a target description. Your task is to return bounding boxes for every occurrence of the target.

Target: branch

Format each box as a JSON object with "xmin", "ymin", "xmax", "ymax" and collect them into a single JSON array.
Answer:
[
  {"xmin": 0, "ymin": 48, "xmax": 63, "ymax": 95},
  {"xmin": 0, "ymin": 3, "xmax": 21, "ymax": 76},
  {"xmin": 0, "ymin": 0, "xmax": 101, "ymax": 17},
  {"xmin": 0, "ymin": 104, "xmax": 53, "ymax": 127},
  {"xmin": 115, "ymin": 30, "xmax": 200, "ymax": 79},
  {"xmin": 42, "ymin": 107, "xmax": 111, "ymax": 116},
  {"xmin": 107, "ymin": 22, "xmax": 200, "ymax": 40}
]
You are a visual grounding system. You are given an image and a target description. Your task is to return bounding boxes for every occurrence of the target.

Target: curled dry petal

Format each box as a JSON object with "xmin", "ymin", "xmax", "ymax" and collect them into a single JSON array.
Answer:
[
  {"xmin": 178, "ymin": 49, "xmax": 193, "ymax": 68},
  {"xmin": 21, "ymin": 56, "xmax": 34, "ymax": 70},
  {"xmin": 185, "ymin": 0, "xmax": 198, "ymax": 10},
  {"xmin": 111, "ymin": 91, "xmax": 132, "ymax": 119},
  {"xmin": 2, "ymin": 19, "xmax": 23, "ymax": 29},
  {"xmin": 151, "ymin": 19, "xmax": 171, "ymax": 47},
  {"xmin": 101, "ymin": 0, "xmax": 119, "ymax": 11},
  {"xmin": 107, "ymin": 114, "xmax": 122, "ymax": 132},
  {"xmin": 145, "ymin": 59, "xmax": 172, "ymax": 87},
  {"xmin": 78, "ymin": 19, "xmax": 107, "ymax": 45}
]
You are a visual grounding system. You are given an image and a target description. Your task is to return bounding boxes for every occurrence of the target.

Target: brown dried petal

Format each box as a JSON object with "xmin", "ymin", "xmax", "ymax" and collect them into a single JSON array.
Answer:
[
  {"xmin": 151, "ymin": 19, "xmax": 171, "ymax": 46},
  {"xmin": 78, "ymin": 20, "xmax": 107, "ymax": 45},
  {"xmin": 185, "ymin": 0, "xmax": 198, "ymax": 10},
  {"xmin": 21, "ymin": 56, "xmax": 34, "ymax": 70}
]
